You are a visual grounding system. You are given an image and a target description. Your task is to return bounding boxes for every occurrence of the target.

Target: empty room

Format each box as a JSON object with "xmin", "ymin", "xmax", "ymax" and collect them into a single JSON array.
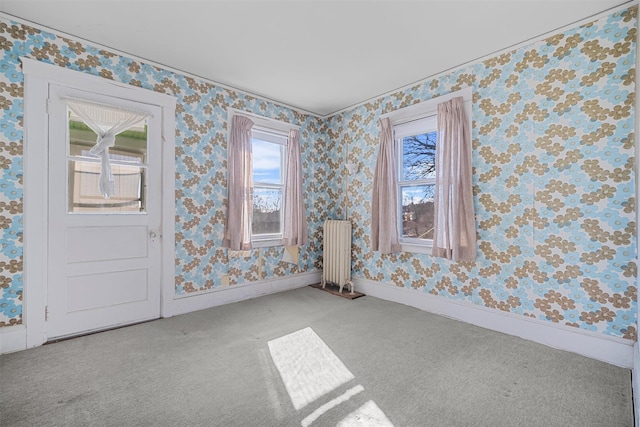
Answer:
[{"xmin": 0, "ymin": 1, "xmax": 638, "ymax": 426}]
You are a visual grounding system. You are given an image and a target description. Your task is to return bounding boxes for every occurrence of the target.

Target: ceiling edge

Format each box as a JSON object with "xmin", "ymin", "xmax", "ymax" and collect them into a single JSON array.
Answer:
[
  {"xmin": 0, "ymin": 11, "xmax": 323, "ymax": 119},
  {"xmin": 1, "ymin": 1, "xmax": 635, "ymax": 120},
  {"xmin": 323, "ymin": 0, "xmax": 636, "ymax": 119}
]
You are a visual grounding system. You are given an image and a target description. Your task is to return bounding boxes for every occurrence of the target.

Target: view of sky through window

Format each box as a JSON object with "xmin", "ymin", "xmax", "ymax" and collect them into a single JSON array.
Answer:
[
  {"xmin": 252, "ymin": 137, "xmax": 281, "ymax": 184},
  {"xmin": 252, "ymin": 135, "xmax": 284, "ymax": 235}
]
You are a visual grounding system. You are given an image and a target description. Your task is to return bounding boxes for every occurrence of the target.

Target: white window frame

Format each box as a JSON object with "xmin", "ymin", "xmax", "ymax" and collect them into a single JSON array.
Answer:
[
  {"xmin": 227, "ymin": 109, "xmax": 298, "ymax": 248},
  {"xmin": 382, "ymin": 87, "xmax": 472, "ymax": 254},
  {"xmin": 251, "ymin": 127, "xmax": 287, "ymax": 246},
  {"xmin": 396, "ymin": 116, "xmax": 438, "ymax": 253}
]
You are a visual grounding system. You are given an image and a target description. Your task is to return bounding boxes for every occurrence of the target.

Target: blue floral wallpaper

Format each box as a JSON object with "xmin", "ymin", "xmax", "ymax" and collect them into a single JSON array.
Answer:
[
  {"xmin": 327, "ymin": 7, "xmax": 637, "ymax": 339},
  {"xmin": 0, "ymin": 7, "xmax": 637, "ymax": 342},
  {"xmin": 0, "ymin": 18, "xmax": 328, "ymax": 327}
]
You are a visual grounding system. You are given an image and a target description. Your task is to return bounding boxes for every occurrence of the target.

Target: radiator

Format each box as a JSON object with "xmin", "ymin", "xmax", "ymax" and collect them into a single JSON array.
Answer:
[{"xmin": 321, "ymin": 220, "xmax": 354, "ymax": 294}]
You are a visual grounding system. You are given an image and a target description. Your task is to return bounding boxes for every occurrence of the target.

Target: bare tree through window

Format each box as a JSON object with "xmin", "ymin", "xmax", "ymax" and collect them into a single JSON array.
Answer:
[
  {"xmin": 400, "ymin": 131, "xmax": 437, "ymax": 240},
  {"xmin": 402, "ymin": 132, "xmax": 437, "ymax": 181}
]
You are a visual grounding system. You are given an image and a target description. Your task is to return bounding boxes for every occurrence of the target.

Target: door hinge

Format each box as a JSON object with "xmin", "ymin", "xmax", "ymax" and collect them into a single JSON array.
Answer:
[
  {"xmin": 45, "ymin": 305, "xmax": 49, "ymax": 321},
  {"xmin": 46, "ymin": 98, "xmax": 53, "ymax": 115}
]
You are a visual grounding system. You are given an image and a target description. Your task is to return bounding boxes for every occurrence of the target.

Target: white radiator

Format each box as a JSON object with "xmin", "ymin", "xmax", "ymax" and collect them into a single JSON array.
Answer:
[{"xmin": 321, "ymin": 220, "xmax": 354, "ymax": 294}]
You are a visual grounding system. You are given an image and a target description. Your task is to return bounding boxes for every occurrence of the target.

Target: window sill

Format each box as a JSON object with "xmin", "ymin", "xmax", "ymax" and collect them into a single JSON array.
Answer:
[
  {"xmin": 400, "ymin": 242, "xmax": 433, "ymax": 255},
  {"xmin": 252, "ymin": 238, "xmax": 283, "ymax": 248}
]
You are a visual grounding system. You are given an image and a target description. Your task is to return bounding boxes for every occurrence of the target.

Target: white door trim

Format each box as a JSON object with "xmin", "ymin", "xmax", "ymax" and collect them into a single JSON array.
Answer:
[{"xmin": 21, "ymin": 57, "xmax": 176, "ymax": 348}]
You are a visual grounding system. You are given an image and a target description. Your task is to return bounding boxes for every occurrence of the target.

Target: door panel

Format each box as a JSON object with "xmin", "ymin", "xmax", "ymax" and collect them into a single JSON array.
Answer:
[
  {"xmin": 66, "ymin": 269, "xmax": 149, "ymax": 312},
  {"xmin": 47, "ymin": 85, "xmax": 162, "ymax": 339},
  {"xmin": 67, "ymin": 226, "xmax": 149, "ymax": 263}
]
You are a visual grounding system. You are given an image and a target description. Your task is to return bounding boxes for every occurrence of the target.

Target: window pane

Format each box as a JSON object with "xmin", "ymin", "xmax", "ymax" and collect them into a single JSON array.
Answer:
[
  {"xmin": 69, "ymin": 115, "xmax": 148, "ymax": 163},
  {"xmin": 68, "ymin": 111, "xmax": 148, "ymax": 213},
  {"xmin": 68, "ymin": 160, "xmax": 146, "ymax": 213},
  {"xmin": 401, "ymin": 185, "xmax": 435, "ymax": 240},
  {"xmin": 402, "ymin": 131, "xmax": 437, "ymax": 181},
  {"xmin": 252, "ymin": 188, "xmax": 282, "ymax": 235},
  {"xmin": 252, "ymin": 137, "xmax": 282, "ymax": 184}
]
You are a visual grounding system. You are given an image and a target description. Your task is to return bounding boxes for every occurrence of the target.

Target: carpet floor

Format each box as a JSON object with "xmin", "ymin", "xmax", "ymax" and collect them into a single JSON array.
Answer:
[{"xmin": 0, "ymin": 286, "xmax": 633, "ymax": 426}]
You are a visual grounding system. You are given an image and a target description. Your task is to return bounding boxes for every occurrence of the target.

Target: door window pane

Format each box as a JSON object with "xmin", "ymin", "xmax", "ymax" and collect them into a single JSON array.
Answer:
[
  {"xmin": 68, "ymin": 112, "xmax": 148, "ymax": 213},
  {"xmin": 68, "ymin": 160, "xmax": 146, "ymax": 213},
  {"xmin": 401, "ymin": 185, "xmax": 435, "ymax": 240}
]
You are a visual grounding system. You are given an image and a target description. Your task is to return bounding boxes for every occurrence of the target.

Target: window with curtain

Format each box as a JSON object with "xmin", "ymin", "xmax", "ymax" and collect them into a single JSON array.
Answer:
[
  {"xmin": 375, "ymin": 87, "xmax": 473, "ymax": 255},
  {"xmin": 225, "ymin": 109, "xmax": 306, "ymax": 249}
]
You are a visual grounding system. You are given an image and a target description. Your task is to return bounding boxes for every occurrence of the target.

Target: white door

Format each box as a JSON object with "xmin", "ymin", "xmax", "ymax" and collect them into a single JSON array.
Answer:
[{"xmin": 46, "ymin": 85, "xmax": 162, "ymax": 339}]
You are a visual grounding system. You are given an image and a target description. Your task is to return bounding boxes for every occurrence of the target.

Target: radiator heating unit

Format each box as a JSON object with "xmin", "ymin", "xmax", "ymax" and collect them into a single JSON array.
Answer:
[{"xmin": 321, "ymin": 220, "xmax": 354, "ymax": 294}]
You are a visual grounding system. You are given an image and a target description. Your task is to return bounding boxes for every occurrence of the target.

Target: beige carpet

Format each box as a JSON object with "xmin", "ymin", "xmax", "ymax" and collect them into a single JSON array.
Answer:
[{"xmin": 0, "ymin": 286, "xmax": 632, "ymax": 426}]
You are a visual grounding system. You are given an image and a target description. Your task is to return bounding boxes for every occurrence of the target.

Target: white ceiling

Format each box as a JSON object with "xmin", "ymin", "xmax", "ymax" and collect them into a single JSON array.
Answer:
[{"xmin": 2, "ymin": 0, "xmax": 633, "ymax": 116}]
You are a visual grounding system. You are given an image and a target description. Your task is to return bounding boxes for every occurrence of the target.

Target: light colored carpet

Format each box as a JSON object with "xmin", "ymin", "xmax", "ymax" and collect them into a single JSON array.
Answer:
[{"xmin": 0, "ymin": 286, "xmax": 633, "ymax": 426}]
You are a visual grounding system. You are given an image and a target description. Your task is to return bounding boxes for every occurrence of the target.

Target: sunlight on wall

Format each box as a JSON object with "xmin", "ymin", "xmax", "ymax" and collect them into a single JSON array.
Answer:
[{"xmin": 268, "ymin": 327, "xmax": 394, "ymax": 426}]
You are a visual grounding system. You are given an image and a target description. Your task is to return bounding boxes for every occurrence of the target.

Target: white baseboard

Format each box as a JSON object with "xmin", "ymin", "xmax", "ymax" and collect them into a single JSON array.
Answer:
[
  {"xmin": 1, "ymin": 271, "xmax": 321, "ymax": 355},
  {"xmin": 171, "ymin": 270, "xmax": 322, "ymax": 316},
  {"xmin": 633, "ymin": 343, "xmax": 639, "ymax": 426},
  {"xmin": 353, "ymin": 277, "xmax": 634, "ymax": 368},
  {"xmin": 0, "ymin": 325, "xmax": 27, "ymax": 354}
]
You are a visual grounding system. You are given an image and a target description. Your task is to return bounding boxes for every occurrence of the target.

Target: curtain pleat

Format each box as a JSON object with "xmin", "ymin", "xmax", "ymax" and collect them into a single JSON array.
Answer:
[
  {"xmin": 371, "ymin": 117, "xmax": 401, "ymax": 253},
  {"xmin": 223, "ymin": 115, "xmax": 254, "ymax": 251},
  {"xmin": 65, "ymin": 98, "xmax": 148, "ymax": 199},
  {"xmin": 282, "ymin": 129, "xmax": 308, "ymax": 247},
  {"xmin": 432, "ymin": 97, "xmax": 476, "ymax": 261}
]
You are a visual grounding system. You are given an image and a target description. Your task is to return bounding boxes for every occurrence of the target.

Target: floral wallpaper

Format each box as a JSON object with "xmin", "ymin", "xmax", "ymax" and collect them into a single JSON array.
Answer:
[
  {"xmin": 0, "ymin": 7, "xmax": 637, "ymax": 342},
  {"xmin": 327, "ymin": 7, "xmax": 637, "ymax": 339},
  {"xmin": 0, "ymin": 18, "xmax": 328, "ymax": 327}
]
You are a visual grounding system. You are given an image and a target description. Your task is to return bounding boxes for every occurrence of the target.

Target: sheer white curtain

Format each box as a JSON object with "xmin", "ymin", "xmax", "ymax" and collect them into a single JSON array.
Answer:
[
  {"xmin": 282, "ymin": 129, "xmax": 308, "ymax": 246},
  {"xmin": 371, "ymin": 117, "xmax": 400, "ymax": 253},
  {"xmin": 65, "ymin": 98, "xmax": 148, "ymax": 199},
  {"xmin": 432, "ymin": 96, "xmax": 476, "ymax": 261},
  {"xmin": 223, "ymin": 115, "xmax": 254, "ymax": 251}
]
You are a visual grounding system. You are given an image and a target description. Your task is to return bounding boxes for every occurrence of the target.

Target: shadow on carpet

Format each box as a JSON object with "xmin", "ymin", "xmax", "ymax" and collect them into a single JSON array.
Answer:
[{"xmin": 309, "ymin": 283, "xmax": 365, "ymax": 300}]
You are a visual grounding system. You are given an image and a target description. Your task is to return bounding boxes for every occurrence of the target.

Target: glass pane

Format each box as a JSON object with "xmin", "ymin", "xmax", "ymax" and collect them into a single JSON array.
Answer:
[
  {"xmin": 252, "ymin": 188, "xmax": 282, "ymax": 235},
  {"xmin": 68, "ymin": 160, "xmax": 146, "ymax": 213},
  {"xmin": 402, "ymin": 131, "xmax": 437, "ymax": 181},
  {"xmin": 252, "ymin": 137, "xmax": 282, "ymax": 184},
  {"xmin": 69, "ymin": 115, "xmax": 148, "ymax": 164},
  {"xmin": 68, "ymin": 111, "xmax": 148, "ymax": 213},
  {"xmin": 401, "ymin": 185, "xmax": 435, "ymax": 240}
]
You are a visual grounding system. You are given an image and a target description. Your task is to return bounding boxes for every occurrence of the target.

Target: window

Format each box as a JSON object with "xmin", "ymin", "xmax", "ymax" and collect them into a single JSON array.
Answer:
[
  {"xmin": 67, "ymin": 109, "xmax": 148, "ymax": 213},
  {"xmin": 251, "ymin": 128, "xmax": 287, "ymax": 243},
  {"xmin": 383, "ymin": 87, "xmax": 472, "ymax": 254},
  {"xmin": 227, "ymin": 108, "xmax": 301, "ymax": 249},
  {"xmin": 396, "ymin": 115, "xmax": 437, "ymax": 248}
]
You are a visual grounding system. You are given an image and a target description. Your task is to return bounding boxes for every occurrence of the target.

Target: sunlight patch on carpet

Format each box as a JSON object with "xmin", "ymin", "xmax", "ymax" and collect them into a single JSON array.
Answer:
[
  {"xmin": 301, "ymin": 384, "xmax": 364, "ymax": 427},
  {"xmin": 337, "ymin": 400, "xmax": 394, "ymax": 426},
  {"xmin": 268, "ymin": 327, "xmax": 355, "ymax": 410}
]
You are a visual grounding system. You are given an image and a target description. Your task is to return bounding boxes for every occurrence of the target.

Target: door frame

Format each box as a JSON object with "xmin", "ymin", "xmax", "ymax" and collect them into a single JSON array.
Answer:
[{"xmin": 22, "ymin": 57, "xmax": 177, "ymax": 348}]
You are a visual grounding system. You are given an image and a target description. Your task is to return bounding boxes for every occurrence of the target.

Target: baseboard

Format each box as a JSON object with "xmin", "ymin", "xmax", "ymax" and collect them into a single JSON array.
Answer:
[
  {"xmin": 352, "ymin": 277, "xmax": 634, "ymax": 368},
  {"xmin": 1, "ymin": 271, "xmax": 321, "ymax": 355},
  {"xmin": 0, "ymin": 325, "xmax": 27, "ymax": 354},
  {"xmin": 634, "ymin": 343, "xmax": 639, "ymax": 425},
  {"xmin": 171, "ymin": 270, "xmax": 322, "ymax": 316}
]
